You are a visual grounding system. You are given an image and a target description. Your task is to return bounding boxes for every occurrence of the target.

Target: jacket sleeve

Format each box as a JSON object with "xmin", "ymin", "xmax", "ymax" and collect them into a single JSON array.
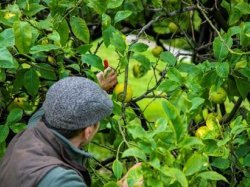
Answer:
[{"xmin": 37, "ymin": 167, "xmax": 87, "ymax": 187}]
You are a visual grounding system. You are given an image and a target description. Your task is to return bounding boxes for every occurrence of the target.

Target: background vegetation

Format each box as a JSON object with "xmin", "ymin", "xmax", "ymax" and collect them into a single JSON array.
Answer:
[{"xmin": 0, "ymin": 0, "xmax": 250, "ymax": 186}]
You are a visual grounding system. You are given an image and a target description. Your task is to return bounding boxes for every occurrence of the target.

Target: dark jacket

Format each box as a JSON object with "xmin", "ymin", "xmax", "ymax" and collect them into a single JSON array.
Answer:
[{"xmin": 0, "ymin": 122, "xmax": 91, "ymax": 187}]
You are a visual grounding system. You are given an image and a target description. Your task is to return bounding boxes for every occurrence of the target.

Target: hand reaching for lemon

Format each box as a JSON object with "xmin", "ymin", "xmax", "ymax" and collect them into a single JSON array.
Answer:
[{"xmin": 96, "ymin": 66, "xmax": 118, "ymax": 93}]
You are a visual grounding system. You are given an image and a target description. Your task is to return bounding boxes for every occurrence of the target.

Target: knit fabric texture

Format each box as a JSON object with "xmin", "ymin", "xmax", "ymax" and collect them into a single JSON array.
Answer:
[{"xmin": 43, "ymin": 77, "xmax": 113, "ymax": 130}]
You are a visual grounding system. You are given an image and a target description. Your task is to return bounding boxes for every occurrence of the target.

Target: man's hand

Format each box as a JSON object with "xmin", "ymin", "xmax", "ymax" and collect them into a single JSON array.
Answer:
[{"xmin": 96, "ymin": 67, "xmax": 118, "ymax": 92}]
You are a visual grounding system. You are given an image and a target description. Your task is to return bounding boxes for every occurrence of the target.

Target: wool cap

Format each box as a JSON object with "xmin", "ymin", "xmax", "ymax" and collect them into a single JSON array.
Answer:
[{"xmin": 43, "ymin": 77, "xmax": 113, "ymax": 130}]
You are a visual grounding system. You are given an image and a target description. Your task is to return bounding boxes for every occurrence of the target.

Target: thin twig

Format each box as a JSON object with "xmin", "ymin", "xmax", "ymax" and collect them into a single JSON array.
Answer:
[
  {"xmin": 132, "ymin": 70, "xmax": 167, "ymax": 103},
  {"xmin": 93, "ymin": 40, "xmax": 104, "ymax": 55},
  {"xmin": 196, "ymin": 2, "xmax": 250, "ymax": 55}
]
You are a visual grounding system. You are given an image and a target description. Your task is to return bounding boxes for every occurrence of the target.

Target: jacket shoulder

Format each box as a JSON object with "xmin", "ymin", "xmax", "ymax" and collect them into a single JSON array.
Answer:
[{"xmin": 37, "ymin": 167, "xmax": 87, "ymax": 187}]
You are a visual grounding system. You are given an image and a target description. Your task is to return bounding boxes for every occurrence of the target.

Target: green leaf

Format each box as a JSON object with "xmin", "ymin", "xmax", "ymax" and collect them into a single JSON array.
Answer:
[
  {"xmin": 70, "ymin": 17, "xmax": 90, "ymax": 43},
  {"xmin": 57, "ymin": 19, "xmax": 69, "ymax": 46},
  {"xmin": 122, "ymin": 147, "xmax": 146, "ymax": 161},
  {"xmin": 217, "ymin": 135, "xmax": 231, "ymax": 147},
  {"xmin": 213, "ymin": 35, "xmax": 233, "ymax": 61},
  {"xmin": 102, "ymin": 25, "xmax": 116, "ymax": 47},
  {"xmin": 211, "ymin": 157, "xmax": 230, "ymax": 169},
  {"xmin": 228, "ymin": 26, "xmax": 241, "ymax": 36},
  {"xmin": 6, "ymin": 108, "xmax": 23, "ymax": 125},
  {"xmin": 87, "ymin": 0, "xmax": 108, "ymax": 14},
  {"xmin": 0, "ymin": 28, "xmax": 15, "ymax": 47},
  {"xmin": 183, "ymin": 153, "xmax": 207, "ymax": 176},
  {"xmin": 81, "ymin": 54, "xmax": 103, "ymax": 71},
  {"xmin": 162, "ymin": 100, "xmax": 179, "ymax": 121},
  {"xmin": 189, "ymin": 97, "xmax": 205, "ymax": 113},
  {"xmin": 239, "ymin": 67, "xmax": 250, "ymax": 81},
  {"xmin": 13, "ymin": 21, "xmax": 33, "ymax": 53},
  {"xmin": 132, "ymin": 54, "xmax": 151, "ymax": 70},
  {"xmin": 77, "ymin": 44, "xmax": 93, "ymax": 55},
  {"xmin": 66, "ymin": 64, "xmax": 80, "ymax": 73},
  {"xmin": 24, "ymin": 68, "xmax": 40, "ymax": 96},
  {"xmin": 112, "ymin": 159, "xmax": 123, "ymax": 179},
  {"xmin": 107, "ymin": 0, "xmax": 124, "ymax": 9},
  {"xmin": 129, "ymin": 43, "xmax": 149, "ymax": 53},
  {"xmin": 162, "ymin": 167, "xmax": 188, "ymax": 187},
  {"xmin": 102, "ymin": 13, "xmax": 111, "ymax": 29},
  {"xmin": 24, "ymin": 3, "xmax": 45, "ymax": 17},
  {"xmin": 0, "ymin": 69, "xmax": 6, "ymax": 82},
  {"xmin": 30, "ymin": 44, "xmax": 59, "ymax": 53},
  {"xmin": 9, "ymin": 122, "xmax": 26, "ymax": 133},
  {"xmin": 34, "ymin": 63, "xmax": 57, "ymax": 80},
  {"xmin": 103, "ymin": 181, "xmax": 119, "ymax": 187},
  {"xmin": 152, "ymin": 0, "xmax": 162, "ymax": 7},
  {"xmin": 243, "ymin": 154, "xmax": 250, "ymax": 167},
  {"xmin": 229, "ymin": 9, "xmax": 241, "ymax": 25},
  {"xmin": 178, "ymin": 62, "xmax": 201, "ymax": 75},
  {"xmin": 114, "ymin": 10, "xmax": 132, "ymax": 24},
  {"xmin": 110, "ymin": 31, "xmax": 126, "ymax": 55},
  {"xmin": 168, "ymin": 67, "xmax": 183, "ymax": 83},
  {"xmin": 179, "ymin": 136, "xmax": 204, "ymax": 149},
  {"xmin": 235, "ymin": 76, "xmax": 250, "ymax": 98},
  {"xmin": 197, "ymin": 171, "xmax": 228, "ymax": 183},
  {"xmin": 162, "ymin": 100, "xmax": 184, "ymax": 142},
  {"xmin": 0, "ymin": 125, "xmax": 9, "ymax": 143},
  {"xmin": 216, "ymin": 62, "xmax": 230, "ymax": 78},
  {"xmin": 160, "ymin": 51, "xmax": 177, "ymax": 66},
  {"xmin": 37, "ymin": 19, "xmax": 53, "ymax": 30},
  {"xmin": 13, "ymin": 69, "xmax": 27, "ymax": 91},
  {"xmin": 158, "ymin": 79, "xmax": 180, "ymax": 93},
  {"xmin": 0, "ymin": 47, "xmax": 15, "ymax": 69},
  {"xmin": 235, "ymin": 2, "xmax": 250, "ymax": 15},
  {"xmin": 47, "ymin": 31, "xmax": 61, "ymax": 45},
  {"xmin": 127, "ymin": 123, "xmax": 147, "ymax": 139},
  {"xmin": 240, "ymin": 22, "xmax": 250, "ymax": 47}
]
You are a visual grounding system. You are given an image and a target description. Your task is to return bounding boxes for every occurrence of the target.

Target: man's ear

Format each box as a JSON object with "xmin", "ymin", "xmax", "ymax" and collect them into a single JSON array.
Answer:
[{"xmin": 81, "ymin": 126, "xmax": 92, "ymax": 140}]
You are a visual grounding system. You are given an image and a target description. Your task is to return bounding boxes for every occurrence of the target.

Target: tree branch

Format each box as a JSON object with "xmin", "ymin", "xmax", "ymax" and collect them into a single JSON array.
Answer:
[
  {"xmin": 132, "ymin": 70, "xmax": 167, "ymax": 103},
  {"xmin": 221, "ymin": 97, "xmax": 243, "ymax": 124}
]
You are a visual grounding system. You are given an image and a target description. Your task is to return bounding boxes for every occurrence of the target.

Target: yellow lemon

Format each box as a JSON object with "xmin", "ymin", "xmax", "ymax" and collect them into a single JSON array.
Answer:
[
  {"xmin": 113, "ymin": 83, "xmax": 133, "ymax": 102},
  {"xmin": 4, "ymin": 12, "xmax": 16, "ymax": 20},
  {"xmin": 195, "ymin": 126, "xmax": 210, "ymax": 139},
  {"xmin": 13, "ymin": 97, "xmax": 26, "ymax": 108}
]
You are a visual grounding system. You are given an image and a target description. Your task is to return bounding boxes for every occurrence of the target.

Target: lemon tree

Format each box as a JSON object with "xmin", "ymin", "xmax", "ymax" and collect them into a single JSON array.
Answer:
[{"xmin": 0, "ymin": 0, "xmax": 250, "ymax": 186}]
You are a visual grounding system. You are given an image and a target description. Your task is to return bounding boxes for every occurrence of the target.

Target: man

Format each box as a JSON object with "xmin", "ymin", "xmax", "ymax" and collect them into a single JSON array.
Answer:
[
  {"xmin": 0, "ymin": 68, "xmax": 117, "ymax": 187},
  {"xmin": 27, "ymin": 68, "xmax": 117, "ymax": 127}
]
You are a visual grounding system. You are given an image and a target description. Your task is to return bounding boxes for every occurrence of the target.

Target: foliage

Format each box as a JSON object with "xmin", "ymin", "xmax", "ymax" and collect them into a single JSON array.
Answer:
[{"xmin": 0, "ymin": 0, "xmax": 250, "ymax": 186}]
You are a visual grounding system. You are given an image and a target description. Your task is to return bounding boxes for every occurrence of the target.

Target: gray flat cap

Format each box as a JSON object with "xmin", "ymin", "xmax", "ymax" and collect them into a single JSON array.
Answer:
[{"xmin": 43, "ymin": 77, "xmax": 113, "ymax": 130}]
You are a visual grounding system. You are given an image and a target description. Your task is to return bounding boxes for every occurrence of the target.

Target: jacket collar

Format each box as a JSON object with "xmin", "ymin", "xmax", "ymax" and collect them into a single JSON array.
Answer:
[{"xmin": 51, "ymin": 129, "xmax": 92, "ymax": 161}]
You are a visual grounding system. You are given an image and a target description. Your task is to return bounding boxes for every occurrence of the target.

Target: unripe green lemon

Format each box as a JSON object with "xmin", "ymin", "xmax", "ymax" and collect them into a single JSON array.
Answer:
[
  {"xmin": 168, "ymin": 22, "xmax": 178, "ymax": 32},
  {"xmin": 209, "ymin": 85, "xmax": 227, "ymax": 104},
  {"xmin": 151, "ymin": 46, "xmax": 163, "ymax": 58},
  {"xmin": 194, "ymin": 112, "xmax": 204, "ymax": 124},
  {"xmin": 132, "ymin": 63, "xmax": 147, "ymax": 78},
  {"xmin": 235, "ymin": 60, "xmax": 247, "ymax": 70}
]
